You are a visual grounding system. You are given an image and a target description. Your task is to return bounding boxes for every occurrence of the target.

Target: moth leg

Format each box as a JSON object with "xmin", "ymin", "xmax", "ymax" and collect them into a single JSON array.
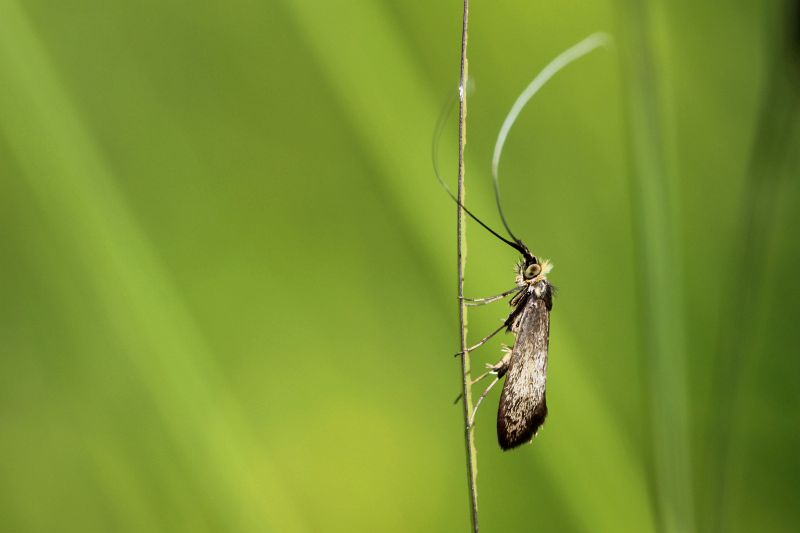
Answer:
[
  {"xmin": 452, "ymin": 361, "xmax": 504, "ymax": 405},
  {"xmin": 470, "ymin": 369, "xmax": 494, "ymax": 386},
  {"xmin": 468, "ymin": 350, "xmax": 512, "ymax": 427},
  {"xmin": 469, "ymin": 377, "xmax": 501, "ymax": 427},
  {"xmin": 461, "ymin": 286, "xmax": 521, "ymax": 307},
  {"xmin": 488, "ymin": 347, "xmax": 512, "ymax": 377},
  {"xmin": 453, "ymin": 323, "xmax": 507, "ymax": 356}
]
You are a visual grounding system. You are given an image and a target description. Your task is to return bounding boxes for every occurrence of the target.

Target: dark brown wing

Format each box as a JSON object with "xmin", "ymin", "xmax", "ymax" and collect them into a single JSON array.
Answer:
[{"xmin": 497, "ymin": 280, "xmax": 551, "ymax": 450}]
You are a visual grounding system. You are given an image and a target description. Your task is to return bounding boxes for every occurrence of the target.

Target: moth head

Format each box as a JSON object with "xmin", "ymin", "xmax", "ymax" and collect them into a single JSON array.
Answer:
[
  {"xmin": 515, "ymin": 241, "xmax": 552, "ymax": 283},
  {"xmin": 523, "ymin": 261, "xmax": 542, "ymax": 280},
  {"xmin": 519, "ymin": 256, "xmax": 552, "ymax": 282}
]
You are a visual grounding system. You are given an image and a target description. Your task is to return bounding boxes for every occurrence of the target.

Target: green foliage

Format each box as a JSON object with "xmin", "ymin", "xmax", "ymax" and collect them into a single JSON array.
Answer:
[{"xmin": 0, "ymin": 1, "xmax": 797, "ymax": 532}]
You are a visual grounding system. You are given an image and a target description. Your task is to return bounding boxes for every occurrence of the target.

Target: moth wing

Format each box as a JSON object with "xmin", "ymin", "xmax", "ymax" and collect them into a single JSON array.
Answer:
[{"xmin": 497, "ymin": 292, "xmax": 550, "ymax": 450}]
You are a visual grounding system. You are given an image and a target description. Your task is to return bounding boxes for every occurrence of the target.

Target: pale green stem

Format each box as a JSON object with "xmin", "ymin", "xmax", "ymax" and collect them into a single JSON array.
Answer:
[{"xmin": 456, "ymin": 1, "xmax": 479, "ymax": 532}]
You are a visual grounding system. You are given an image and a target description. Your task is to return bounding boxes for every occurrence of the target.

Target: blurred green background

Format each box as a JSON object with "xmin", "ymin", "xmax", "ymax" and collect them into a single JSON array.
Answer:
[{"xmin": 1, "ymin": 0, "xmax": 798, "ymax": 532}]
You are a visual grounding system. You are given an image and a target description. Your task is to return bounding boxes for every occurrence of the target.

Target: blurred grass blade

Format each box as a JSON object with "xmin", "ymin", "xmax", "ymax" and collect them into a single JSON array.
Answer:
[
  {"xmin": 709, "ymin": 13, "xmax": 800, "ymax": 530},
  {"xmin": 0, "ymin": 2, "xmax": 303, "ymax": 531},
  {"xmin": 617, "ymin": 1, "xmax": 695, "ymax": 532}
]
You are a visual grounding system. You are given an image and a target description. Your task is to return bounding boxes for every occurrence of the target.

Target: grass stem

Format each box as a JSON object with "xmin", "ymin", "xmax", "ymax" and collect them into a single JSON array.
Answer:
[{"xmin": 455, "ymin": 1, "xmax": 479, "ymax": 532}]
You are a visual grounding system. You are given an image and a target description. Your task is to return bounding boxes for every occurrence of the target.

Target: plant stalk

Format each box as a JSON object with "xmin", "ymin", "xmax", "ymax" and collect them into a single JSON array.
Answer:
[{"xmin": 456, "ymin": 1, "xmax": 479, "ymax": 532}]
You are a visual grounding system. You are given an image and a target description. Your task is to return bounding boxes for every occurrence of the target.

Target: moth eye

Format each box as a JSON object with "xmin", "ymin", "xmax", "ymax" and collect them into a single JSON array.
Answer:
[{"xmin": 524, "ymin": 263, "xmax": 542, "ymax": 279}]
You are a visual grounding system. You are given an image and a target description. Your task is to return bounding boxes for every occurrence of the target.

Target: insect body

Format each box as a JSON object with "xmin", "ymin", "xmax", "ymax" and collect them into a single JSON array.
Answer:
[
  {"xmin": 459, "ymin": 243, "xmax": 554, "ymax": 450},
  {"xmin": 496, "ymin": 258, "xmax": 553, "ymax": 449}
]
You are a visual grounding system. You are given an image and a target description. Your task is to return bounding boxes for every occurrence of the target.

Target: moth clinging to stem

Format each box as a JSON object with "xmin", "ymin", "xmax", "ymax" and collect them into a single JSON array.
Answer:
[{"xmin": 436, "ymin": 33, "xmax": 609, "ymax": 449}]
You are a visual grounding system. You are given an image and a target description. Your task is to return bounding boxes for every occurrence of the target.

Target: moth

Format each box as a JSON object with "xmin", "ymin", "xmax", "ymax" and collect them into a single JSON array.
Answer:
[
  {"xmin": 435, "ymin": 33, "xmax": 609, "ymax": 450},
  {"xmin": 459, "ymin": 233, "xmax": 554, "ymax": 450},
  {"xmin": 434, "ymin": 92, "xmax": 555, "ymax": 451},
  {"xmin": 492, "ymin": 250, "xmax": 553, "ymax": 449}
]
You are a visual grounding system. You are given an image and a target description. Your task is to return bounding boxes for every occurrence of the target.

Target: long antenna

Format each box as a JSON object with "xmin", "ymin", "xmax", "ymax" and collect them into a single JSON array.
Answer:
[
  {"xmin": 432, "ymin": 86, "xmax": 528, "ymax": 257},
  {"xmin": 491, "ymin": 32, "xmax": 611, "ymax": 241}
]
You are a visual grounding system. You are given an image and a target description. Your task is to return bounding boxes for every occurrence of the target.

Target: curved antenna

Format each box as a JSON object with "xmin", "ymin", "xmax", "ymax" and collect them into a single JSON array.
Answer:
[
  {"xmin": 431, "ymin": 86, "xmax": 458, "ymax": 199},
  {"xmin": 432, "ymin": 84, "xmax": 528, "ymax": 257},
  {"xmin": 432, "ymin": 78, "xmax": 476, "ymax": 199},
  {"xmin": 491, "ymin": 32, "xmax": 612, "ymax": 241}
]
